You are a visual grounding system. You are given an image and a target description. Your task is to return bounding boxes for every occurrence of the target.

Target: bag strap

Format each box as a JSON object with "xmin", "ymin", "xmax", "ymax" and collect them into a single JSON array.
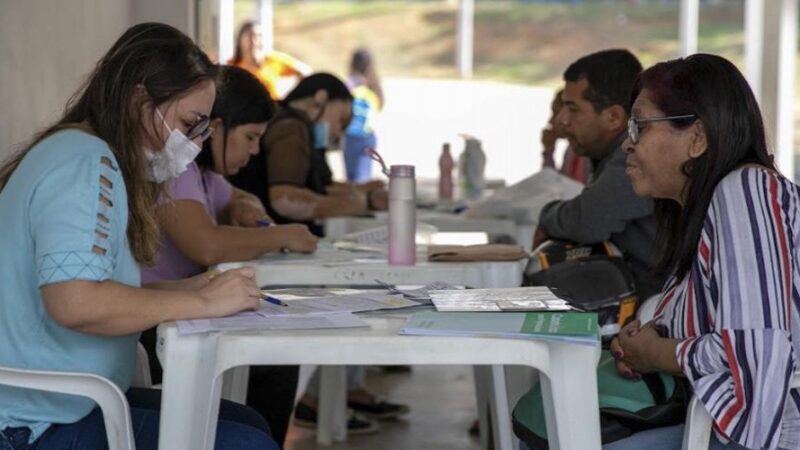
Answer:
[{"xmin": 641, "ymin": 373, "xmax": 668, "ymax": 404}]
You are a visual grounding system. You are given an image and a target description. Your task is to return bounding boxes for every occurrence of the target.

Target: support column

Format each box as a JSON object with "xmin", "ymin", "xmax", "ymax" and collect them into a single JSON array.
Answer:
[
  {"xmin": 761, "ymin": 0, "xmax": 797, "ymax": 177},
  {"xmin": 744, "ymin": 0, "xmax": 764, "ymax": 102},
  {"xmin": 217, "ymin": 0, "xmax": 234, "ymax": 64},
  {"xmin": 259, "ymin": 0, "xmax": 274, "ymax": 53},
  {"xmin": 456, "ymin": 0, "xmax": 474, "ymax": 78},
  {"xmin": 678, "ymin": 0, "xmax": 699, "ymax": 56}
]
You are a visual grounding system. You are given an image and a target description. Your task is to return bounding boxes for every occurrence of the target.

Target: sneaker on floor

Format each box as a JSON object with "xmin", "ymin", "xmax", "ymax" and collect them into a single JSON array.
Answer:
[
  {"xmin": 347, "ymin": 395, "xmax": 410, "ymax": 420},
  {"xmin": 293, "ymin": 402, "xmax": 380, "ymax": 435}
]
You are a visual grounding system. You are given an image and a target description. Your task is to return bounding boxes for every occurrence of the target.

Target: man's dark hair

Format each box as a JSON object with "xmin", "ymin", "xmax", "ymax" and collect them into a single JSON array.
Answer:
[{"xmin": 564, "ymin": 49, "xmax": 642, "ymax": 114}]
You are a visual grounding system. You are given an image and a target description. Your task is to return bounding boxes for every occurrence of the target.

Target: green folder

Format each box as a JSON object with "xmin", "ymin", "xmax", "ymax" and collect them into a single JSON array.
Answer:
[{"xmin": 399, "ymin": 311, "xmax": 598, "ymax": 346}]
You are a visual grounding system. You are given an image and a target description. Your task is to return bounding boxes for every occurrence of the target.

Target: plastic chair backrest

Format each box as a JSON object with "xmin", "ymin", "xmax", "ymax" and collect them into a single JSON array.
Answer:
[
  {"xmin": 0, "ymin": 365, "xmax": 135, "ymax": 450},
  {"xmin": 636, "ymin": 294, "xmax": 661, "ymax": 323},
  {"xmin": 132, "ymin": 342, "xmax": 152, "ymax": 388},
  {"xmin": 681, "ymin": 371, "xmax": 800, "ymax": 450}
]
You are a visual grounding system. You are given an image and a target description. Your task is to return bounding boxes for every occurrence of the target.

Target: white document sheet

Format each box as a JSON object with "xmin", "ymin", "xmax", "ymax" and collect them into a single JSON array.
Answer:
[
  {"xmin": 429, "ymin": 286, "xmax": 573, "ymax": 312},
  {"xmin": 176, "ymin": 311, "xmax": 368, "ymax": 335},
  {"xmin": 258, "ymin": 291, "xmax": 421, "ymax": 316}
]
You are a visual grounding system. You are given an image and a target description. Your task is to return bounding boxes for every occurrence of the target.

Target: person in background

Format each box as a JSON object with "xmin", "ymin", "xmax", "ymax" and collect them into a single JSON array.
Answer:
[
  {"xmin": 540, "ymin": 88, "xmax": 591, "ymax": 184},
  {"xmin": 343, "ymin": 48, "xmax": 384, "ymax": 183},
  {"xmin": 230, "ymin": 21, "xmax": 311, "ymax": 100},
  {"xmin": 229, "ymin": 72, "xmax": 387, "ymax": 238},
  {"xmin": 0, "ymin": 23, "xmax": 278, "ymax": 450},
  {"xmin": 604, "ymin": 54, "xmax": 800, "ymax": 449},
  {"xmin": 533, "ymin": 49, "xmax": 663, "ymax": 299},
  {"xmin": 230, "ymin": 72, "xmax": 404, "ymax": 432},
  {"xmin": 139, "ymin": 65, "xmax": 318, "ymax": 447}
]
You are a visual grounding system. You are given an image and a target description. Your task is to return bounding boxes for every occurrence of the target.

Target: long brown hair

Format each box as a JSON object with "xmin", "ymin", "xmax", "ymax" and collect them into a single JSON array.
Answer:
[{"xmin": 0, "ymin": 22, "xmax": 217, "ymax": 264}]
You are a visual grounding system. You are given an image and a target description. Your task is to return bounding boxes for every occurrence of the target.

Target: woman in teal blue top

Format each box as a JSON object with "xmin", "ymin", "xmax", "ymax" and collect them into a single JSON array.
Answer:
[{"xmin": 0, "ymin": 23, "xmax": 279, "ymax": 450}]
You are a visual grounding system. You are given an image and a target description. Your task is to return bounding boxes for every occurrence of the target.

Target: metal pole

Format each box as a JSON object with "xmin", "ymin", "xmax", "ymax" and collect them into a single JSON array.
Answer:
[
  {"xmin": 218, "ymin": 0, "xmax": 235, "ymax": 64},
  {"xmin": 678, "ymin": 0, "xmax": 699, "ymax": 56},
  {"xmin": 775, "ymin": 0, "xmax": 797, "ymax": 177},
  {"xmin": 457, "ymin": 0, "xmax": 474, "ymax": 78},
  {"xmin": 744, "ymin": 0, "xmax": 764, "ymax": 102},
  {"xmin": 260, "ymin": 0, "xmax": 274, "ymax": 53}
]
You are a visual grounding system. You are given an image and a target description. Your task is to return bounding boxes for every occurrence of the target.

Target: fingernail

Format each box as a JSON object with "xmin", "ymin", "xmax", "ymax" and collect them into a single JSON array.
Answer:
[
  {"xmin": 622, "ymin": 369, "xmax": 635, "ymax": 379},
  {"xmin": 612, "ymin": 350, "xmax": 624, "ymax": 359}
]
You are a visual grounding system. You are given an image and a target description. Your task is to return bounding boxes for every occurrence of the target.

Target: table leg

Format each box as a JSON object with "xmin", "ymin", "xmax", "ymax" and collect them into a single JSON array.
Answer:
[
  {"xmin": 157, "ymin": 328, "xmax": 222, "ymax": 450},
  {"xmin": 489, "ymin": 365, "xmax": 515, "ymax": 450},
  {"xmin": 317, "ymin": 365, "xmax": 348, "ymax": 445},
  {"xmin": 220, "ymin": 365, "xmax": 250, "ymax": 404},
  {"xmin": 472, "ymin": 365, "xmax": 492, "ymax": 450},
  {"xmin": 538, "ymin": 344, "xmax": 601, "ymax": 450}
]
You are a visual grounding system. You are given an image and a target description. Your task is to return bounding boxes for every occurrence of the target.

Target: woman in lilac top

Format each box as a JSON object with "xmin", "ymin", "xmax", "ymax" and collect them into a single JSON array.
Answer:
[
  {"xmin": 140, "ymin": 66, "xmax": 318, "ymax": 446},
  {"xmin": 141, "ymin": 66, "xmax": 317, "ymax": 286}
]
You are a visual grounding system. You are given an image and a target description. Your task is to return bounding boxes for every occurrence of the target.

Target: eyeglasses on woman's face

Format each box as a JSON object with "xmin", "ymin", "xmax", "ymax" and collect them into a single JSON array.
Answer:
[{"xmin": 627, "ymin": 114, "xmax": 696, "ymax": 145}]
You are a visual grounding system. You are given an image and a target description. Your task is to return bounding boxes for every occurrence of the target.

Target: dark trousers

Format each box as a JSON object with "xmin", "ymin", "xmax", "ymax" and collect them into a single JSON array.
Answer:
[{"xmin": 0, "ymin": 387, "xmax": 277, "ymax": 450}]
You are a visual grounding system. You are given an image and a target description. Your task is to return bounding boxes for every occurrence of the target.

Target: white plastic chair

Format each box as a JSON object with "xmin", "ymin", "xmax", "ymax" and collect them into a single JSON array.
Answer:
[
  {"xmin": 133, "ymin": 342, "xmax": 152, "ymax": 388},
  {"xmin": 0, "ymin": 366, "xmax": 135, "ymax": 450},
  {"xmin": 0, "ymin": 342, "xmax": 153, "ymax": 450},
  {"xmin": 681, "ymin": 371, "xmax": 800, "ymax": 449},
  {"xmin": 636, "ymin": 294, "xmax": 661, "ymax": 323}
]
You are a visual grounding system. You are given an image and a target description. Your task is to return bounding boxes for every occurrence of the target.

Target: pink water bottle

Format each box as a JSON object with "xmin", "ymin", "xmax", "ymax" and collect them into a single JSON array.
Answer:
[
  {"xmin": 438, "ymin": 143, "xmax": 454, "ymax": 200},
  {"xmin": 388, "ymin": 165, "xmax": 416, "ymax": 265}
]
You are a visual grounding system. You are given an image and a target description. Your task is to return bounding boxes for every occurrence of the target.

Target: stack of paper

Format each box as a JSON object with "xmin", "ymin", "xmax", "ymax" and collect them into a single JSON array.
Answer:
[
  {"xmin": 429, "ymin": 287, "xmax": 574, "ymax": 312},
  {"xmin": 259, "ymin": 290, "xmax": 421, "ymax": 316},
  {"xmin": 332, "ymin": 224, "xmax": 441, "ymax": 253},
  {"xmin": 175, "ymin": 288, "xmax": 422, "ymax": 336},
  {"xmin": 373, "ymin": 280, "xmax": 460, "ymax": 304},
  {"xmin": 399, "ymin": 311, "xmax": 598, "ymax": 346}
]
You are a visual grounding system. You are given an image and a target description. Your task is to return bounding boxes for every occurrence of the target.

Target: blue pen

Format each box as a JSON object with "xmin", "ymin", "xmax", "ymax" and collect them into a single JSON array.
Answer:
[
  {"xmin": 256, "ymin": 219, "xmax": 271, "ymax": 227},
  {"xmin": 261, "ymin": 294, "xmax": 288, "ymax": 307}
]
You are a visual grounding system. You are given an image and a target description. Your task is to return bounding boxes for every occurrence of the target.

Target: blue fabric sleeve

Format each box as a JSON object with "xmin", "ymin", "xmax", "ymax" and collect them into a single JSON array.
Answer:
[{"xmin": 30, "ymin": 152, "xmax": 125, "ymax": 286}]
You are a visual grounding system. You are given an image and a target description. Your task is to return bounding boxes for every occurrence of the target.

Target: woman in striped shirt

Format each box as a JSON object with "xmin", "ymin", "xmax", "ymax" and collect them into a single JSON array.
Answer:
[{"xmin": 608, "ymin": 54, "xmax": 800, "ymax": 450}]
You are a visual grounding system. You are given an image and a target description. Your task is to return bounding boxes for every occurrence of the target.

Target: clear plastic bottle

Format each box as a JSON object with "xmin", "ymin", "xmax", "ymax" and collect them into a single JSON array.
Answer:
[
  {"xmin": 388, "ymin": 165, "xmax": 416, "ymax": 266},
  {"xmin": 438, "ymin": 143, "xmax": 454, "ymax": 200}
]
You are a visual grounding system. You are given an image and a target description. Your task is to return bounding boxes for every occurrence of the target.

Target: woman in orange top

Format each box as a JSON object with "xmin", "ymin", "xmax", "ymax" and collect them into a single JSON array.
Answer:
[{"xmin": 230, "ymin": 22, "xmax": 311, "ymax": 100}]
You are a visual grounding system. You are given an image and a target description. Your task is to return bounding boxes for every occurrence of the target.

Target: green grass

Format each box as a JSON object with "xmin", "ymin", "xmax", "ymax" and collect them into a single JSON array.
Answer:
[{"xmin": 269, "ymin": 0, "xmax": 749, "ymax": 85}]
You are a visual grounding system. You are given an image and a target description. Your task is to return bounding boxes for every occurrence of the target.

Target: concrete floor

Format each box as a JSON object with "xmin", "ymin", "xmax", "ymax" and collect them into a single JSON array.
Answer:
[{"xmin": 285, "ymin": 365, "xmax": 484, "ymax": 450}]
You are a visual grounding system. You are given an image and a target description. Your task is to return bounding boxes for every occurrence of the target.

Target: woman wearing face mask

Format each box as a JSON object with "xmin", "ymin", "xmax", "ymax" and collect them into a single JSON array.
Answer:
[
  {"xmin": 0, "ymin": 23, "xmax": 279, "ymax": 450},
  {"xmin": 140, "ymin": 65, "xmax": 317, "ymax": 447},
  {"xmin": 140, "ymin": 65, "xmax": 318, "ymax": 284},
  {"xmin": 230, "ymin": 72, "xmax": 387, "ymax": 238}
]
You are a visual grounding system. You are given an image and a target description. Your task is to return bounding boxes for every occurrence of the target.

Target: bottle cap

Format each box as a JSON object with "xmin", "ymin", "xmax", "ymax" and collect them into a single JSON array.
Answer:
[{"xmin": 390, "ymin": 165, "xmax": 415, "ymax": 178}]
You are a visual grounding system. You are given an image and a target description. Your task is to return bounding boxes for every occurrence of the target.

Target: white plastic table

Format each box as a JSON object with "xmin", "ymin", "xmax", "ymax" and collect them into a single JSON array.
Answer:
[
  {"xmin": 325, "ymin": 210, "xmax": 537, "ymax": 251},
  {"xmin": 215, "ymin": 244, "xmax": 525, "ymax": 289},
  {"xmin": 164, "ymin": 246, "xmax": 537, "ymax": 449},
  {"xmin": 213, "ymin": 245, "xmax": 526, "ymax": 448},
  {"xmin": 156, "ymin": 312, "xmax": 602, "ymax": 450}
]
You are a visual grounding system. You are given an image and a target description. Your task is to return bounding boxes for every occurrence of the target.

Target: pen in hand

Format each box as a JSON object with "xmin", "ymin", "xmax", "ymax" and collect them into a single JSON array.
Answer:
[{"xmin": 261, "ymin": 293, "xmax": 288, "ymax": 307}]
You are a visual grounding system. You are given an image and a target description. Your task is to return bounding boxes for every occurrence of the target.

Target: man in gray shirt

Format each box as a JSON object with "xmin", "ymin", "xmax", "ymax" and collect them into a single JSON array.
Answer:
[{"xmin": 535, "ymin": 49, "xmax": 663, "ymax": 298}]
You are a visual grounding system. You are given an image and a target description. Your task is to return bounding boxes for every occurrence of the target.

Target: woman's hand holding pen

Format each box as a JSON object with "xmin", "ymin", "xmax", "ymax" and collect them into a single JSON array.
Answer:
[
  {"xmin": 230, "ymin": 195, "xmax": 270, "ymax": 227},
  {"xmin": 273, "ymin": 224, "xmax": 318, "ymax": 254},
  {"xmin": 197, "ymin": 267, "xmax": 261, "ymax": 317}
]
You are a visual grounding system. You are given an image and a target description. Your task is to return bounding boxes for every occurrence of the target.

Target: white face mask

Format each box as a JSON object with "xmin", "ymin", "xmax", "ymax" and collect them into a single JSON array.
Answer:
[{"xmin": 143, "ymin": 107, "xmax": 201, "ymax": 182}]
